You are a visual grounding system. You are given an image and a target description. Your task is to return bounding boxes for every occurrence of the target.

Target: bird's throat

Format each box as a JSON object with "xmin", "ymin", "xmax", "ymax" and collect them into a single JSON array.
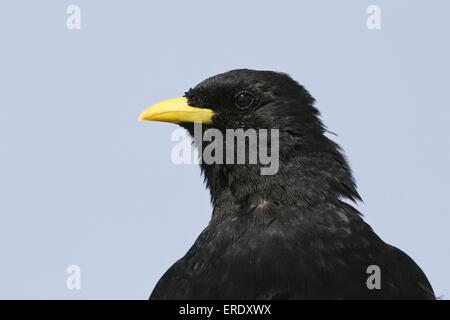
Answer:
[{"xmin": 198, "ymin": 133, "xmax": 361, "ymax": 218}]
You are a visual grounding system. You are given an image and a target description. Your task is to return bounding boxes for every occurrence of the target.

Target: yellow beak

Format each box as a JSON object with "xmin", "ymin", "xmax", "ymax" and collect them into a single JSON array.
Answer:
[{"xmin": 138, "ymin": 97, "xmax": 214, "ymax": 124}]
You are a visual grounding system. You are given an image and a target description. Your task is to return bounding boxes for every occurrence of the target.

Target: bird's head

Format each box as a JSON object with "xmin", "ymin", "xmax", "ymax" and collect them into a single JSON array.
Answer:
[
  {"xmin": 139, "ymin": 69, "xmax": 360, "ymax": 209},
  {"xmin": 139, "ymin": 69, "xmax": 322, "ymax": 136}
]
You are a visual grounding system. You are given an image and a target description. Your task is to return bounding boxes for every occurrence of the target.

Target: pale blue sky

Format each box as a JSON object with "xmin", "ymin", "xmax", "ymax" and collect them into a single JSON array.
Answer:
[{"xmin": 0, "ymin": 0, "xmax": 449, "ymax": 299}]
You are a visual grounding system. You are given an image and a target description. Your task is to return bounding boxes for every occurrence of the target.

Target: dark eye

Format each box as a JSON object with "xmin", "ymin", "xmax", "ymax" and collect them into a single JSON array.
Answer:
[{"xmin": 234, "ymin": 91, "xmax": 255, "ymax": 109}]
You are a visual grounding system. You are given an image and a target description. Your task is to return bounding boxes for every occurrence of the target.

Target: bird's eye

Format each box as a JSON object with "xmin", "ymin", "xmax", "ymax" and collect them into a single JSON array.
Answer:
[{"xmin": 234, "ymin": 91, "xmax": 255, "ymax": 109}]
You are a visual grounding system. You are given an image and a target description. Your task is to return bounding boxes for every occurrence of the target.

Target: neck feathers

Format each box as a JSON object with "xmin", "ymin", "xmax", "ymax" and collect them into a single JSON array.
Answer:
[{"xmin": 199, "ymin": 132, "xmax": 361, "ymax": 213}]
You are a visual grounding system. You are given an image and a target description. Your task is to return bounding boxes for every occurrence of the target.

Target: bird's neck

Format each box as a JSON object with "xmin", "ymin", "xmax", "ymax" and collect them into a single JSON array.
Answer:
[{"xmin": 198, "ymin": 132, "xmax": 360, "ymax": 218}]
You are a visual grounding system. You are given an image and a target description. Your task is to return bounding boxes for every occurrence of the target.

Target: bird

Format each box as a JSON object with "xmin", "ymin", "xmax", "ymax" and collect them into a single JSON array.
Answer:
[{"xmin": 138, "ymin": 69, "xmax": 435, "ymax": 299}]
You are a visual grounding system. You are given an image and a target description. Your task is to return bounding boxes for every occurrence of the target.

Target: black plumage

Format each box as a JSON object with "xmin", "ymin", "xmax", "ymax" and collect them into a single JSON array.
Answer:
[{"xmin": 147, "ymin": 69, "xmax": 434, "ymax": 299}]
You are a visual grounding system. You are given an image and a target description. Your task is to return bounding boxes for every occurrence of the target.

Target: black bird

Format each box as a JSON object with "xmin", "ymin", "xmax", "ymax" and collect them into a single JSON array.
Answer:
[{"xmin": 139, "ymin": 69, "xmax": 434, "ymax": 299}]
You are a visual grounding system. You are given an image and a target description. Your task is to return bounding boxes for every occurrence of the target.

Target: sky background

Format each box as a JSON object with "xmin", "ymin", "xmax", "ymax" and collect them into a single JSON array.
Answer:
[{"xmin": 0, "ymin": 0, "xmax": 449, "ymax": 299}]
